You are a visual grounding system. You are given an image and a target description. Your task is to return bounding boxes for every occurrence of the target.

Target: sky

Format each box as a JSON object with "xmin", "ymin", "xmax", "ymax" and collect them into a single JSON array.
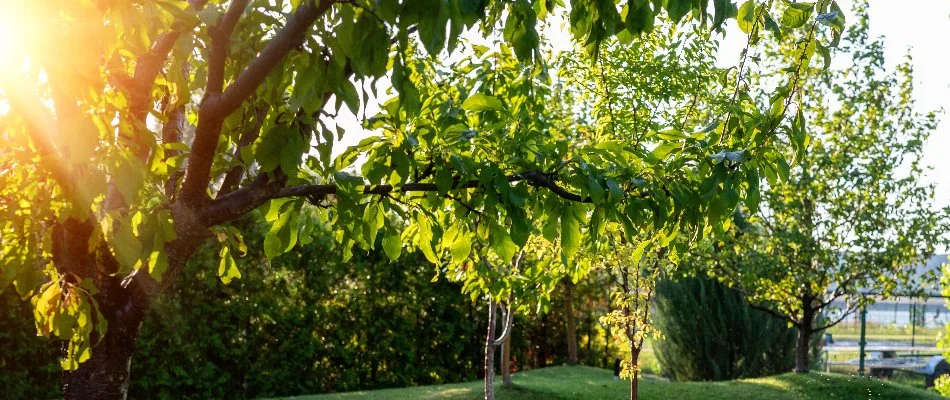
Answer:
[{"xmin": 334, "ymin": 1, "xmax": 950, "ymax": 209}]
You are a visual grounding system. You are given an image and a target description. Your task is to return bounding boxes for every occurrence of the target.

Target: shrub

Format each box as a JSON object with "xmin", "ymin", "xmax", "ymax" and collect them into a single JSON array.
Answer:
[{"xmin": 653, "ymin": 276, "xmax": 797, "ymax": 381}]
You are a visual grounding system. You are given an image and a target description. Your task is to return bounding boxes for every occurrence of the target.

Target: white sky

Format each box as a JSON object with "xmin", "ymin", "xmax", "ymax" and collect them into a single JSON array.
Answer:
[{"xmin": 333, "ymin": 1, "xmax": 950, "ymax": 209}]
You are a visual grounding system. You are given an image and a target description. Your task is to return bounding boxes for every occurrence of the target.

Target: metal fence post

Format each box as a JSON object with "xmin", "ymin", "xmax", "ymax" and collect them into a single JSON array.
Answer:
[
  {"xmin": 859, "ymin": 303, "xmax": 867, "ymax": 377},
  {"xmin": 911, "ymin": 298, "xmax": 916, "ymax": 351}
]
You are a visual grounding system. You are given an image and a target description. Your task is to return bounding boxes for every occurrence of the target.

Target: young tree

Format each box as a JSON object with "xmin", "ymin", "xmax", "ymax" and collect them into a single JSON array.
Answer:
[
  {"xmin": 706, "ymin": 7, "xmax": 947, "ymax": 373},
  {"xmin": 598, "ymin": 231, "xmax": 672, "ymax": 400},
  {"xmin": 0, "ymin": 1, "xmax": 837, "ymax": 398}
]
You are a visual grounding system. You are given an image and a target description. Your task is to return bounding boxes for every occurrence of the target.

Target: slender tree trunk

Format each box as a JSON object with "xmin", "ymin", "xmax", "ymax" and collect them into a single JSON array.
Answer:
[
  {"xmin": 794, "ymin": 307, "xmax": 815, "ymax": 373},
  {"xmin": 485, "ymin": 301, "xmax": 497, "ymax": 400},
  {"xmin": 630, "ymin": 347, "xmax": 641, "ymax": 400},
  {"xmin": 630, "ymin": 373, "xmax": 638, "ymax": 400},
  {"xmin": 501, "ymin": 330, "xmax": 513, "ymax": 387},
  {"xmin": 563, "ymin": 278, "xmax": 579, "ymax": 365},
  {"xmin": 485, "ymin": 298, "xmax": 514, "ymax": 400}
]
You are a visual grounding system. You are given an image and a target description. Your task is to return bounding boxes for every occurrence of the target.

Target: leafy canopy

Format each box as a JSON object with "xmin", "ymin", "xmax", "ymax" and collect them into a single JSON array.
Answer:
[{"xmin": 0, "ymin": 0, "xmax": 842, "ymax": 370}]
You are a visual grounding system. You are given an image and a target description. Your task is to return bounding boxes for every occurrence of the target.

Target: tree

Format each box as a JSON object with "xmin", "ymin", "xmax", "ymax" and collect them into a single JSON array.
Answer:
[
  {"xmin": 704, "ymin": 5, "xmax": 947, "ymax": 373},
  {"xmin": 562, "ymin": 276, "xmax": 580, "ymax": 365},
  {"xmin": 653, "ymin": 276, "xmax": 797, "ymax": 381},
  {"xmin": 0, "ymin": 1, "xmax": 836, "ymax": 398},
  {"xmin": 598, "ymin": 232, "xmax": 671, "ymax": 400}
]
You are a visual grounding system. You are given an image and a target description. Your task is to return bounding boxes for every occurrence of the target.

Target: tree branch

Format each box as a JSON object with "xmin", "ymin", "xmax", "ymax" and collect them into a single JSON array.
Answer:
[
  {"xmin": 206, "ymin": 0, "xmax": 252, "ymax": 95},
  {"xmin": 180, "ymin": 0, "xmax": 333, "ymax": 205},
  {"xmin": 747, "ymin": 301, "xmax": 800, "ymax": 327},
  {"xmin": 217, "ymin": 105, "xmax": 269, "ymax": 197},
  {"xmin": 814, "ymin": 303, "xmax": 860, "ymax": 332},
  {"xmin": 129, "ymin": 0, "xmax": 209, "ymax": 118},
  {"xmin": 212, "ymin": 0, "xmax": 335, "ymax": 116},
  {"xmin": 198, "ymin": 170, "xmax": 594, "ymax": 226}
]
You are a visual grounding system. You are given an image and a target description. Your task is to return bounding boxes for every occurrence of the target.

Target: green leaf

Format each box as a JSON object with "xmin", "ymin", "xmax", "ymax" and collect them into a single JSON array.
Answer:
[
  {"xmin": 489, "ymin": 224, "xmax": 518, "ymax": 261},
  {"xmin": 624, "ymin": 0, "xmax": 655, "ymax": 35},
  {"xmin": 280, "ymin": 127, "xmax": 305, "ymax": 174},
  {"xmin": 217, "ymin": 245, "xmax": 241, "ymax": 284},
  {"xmin": 147, "ymin": 247, "xmax": 168, "ymax": 280},
  {"xmin": 417, "ymin": 0, "xmax": 447, "ymax": 55},
  {"xmin": 560, "ymin": 205, "xmax": 581, "ymax": 258},
  {"xmin": 712, "ymin": 0, "xmax": 731, "ymax": 31},
  {"xmin": 816, "ymin": 41, "xmax": 831, "ymax": 70},
  {"xmin": 112, "ymin": 220, "xmax": 142, "ymax": 270},
  {"xmin": 666, "ymin": 0, "xmax": 692, "ymax": 23},
  {"xmin": 631, "ymin": 240, "xmax": 651, "ymax": 267},
  {"xmin": 737, "ymin": 1, "xmax": 757, "ymax": 34},
  {"xmin": 745, "ymin": 169, "xmax": 761, "ymax": 212},
  {"xmin": 449, "ymin": 229, "xmax": 472, "ymax": 263},
  {"xmin": 781, "ymin": 1, "xmax": 813, "ymax": 29},
  {"xmin": 461, "ymin": 93, "xmax": 504, "ymax": 112},
  {"xmin": 382, "ymin": 232, "xmax": 402, "ymax": 261}
]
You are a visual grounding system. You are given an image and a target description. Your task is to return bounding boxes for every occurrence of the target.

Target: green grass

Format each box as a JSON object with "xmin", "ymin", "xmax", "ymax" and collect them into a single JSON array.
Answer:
[{"xmin": 269, "ymin": 366, "xmax": 944, "ymax": 400}]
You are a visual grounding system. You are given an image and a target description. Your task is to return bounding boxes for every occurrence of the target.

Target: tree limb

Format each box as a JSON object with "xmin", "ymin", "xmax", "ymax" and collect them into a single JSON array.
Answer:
[
  {"xmin": 198, "ymin": 170, "xmax": 594, "ymax": 226},
  {"xmin": 217, "ymin": 105, "xmax": 269, "ymax": 197},
  {"xmin": 180, "ymin": 0, "xmax": 333, "ymax": 205},
  {"xmin": 746, "ymin": 301, "xmax": 800, "ymax": 327},
  {"xmin": 212, "ymin": 0, "xmax": 335, "ymax": 116},
  {"xmin": 814, "ymin": 302, "xmax": 860, "ymax": 332},
  {"xmin": 206, "ymin": 0, "xmax": 252, "ymax": 95}
]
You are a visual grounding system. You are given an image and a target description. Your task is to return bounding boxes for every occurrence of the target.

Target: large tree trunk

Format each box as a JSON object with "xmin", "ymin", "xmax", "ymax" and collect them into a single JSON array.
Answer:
[
  {"xmin": 794, "ymin": 307, "xmax": 815, "ymax": 373},
  {"xmin": 61, "ymin": 305, "xmax": 144, "ymax": 399},
  {"xmin": 55, "ymin": 209, "xmax": 205, "ymax": 399},
  {"xmin": 563, "ymin": 278, "xmax": 578, "ymax": 365}
]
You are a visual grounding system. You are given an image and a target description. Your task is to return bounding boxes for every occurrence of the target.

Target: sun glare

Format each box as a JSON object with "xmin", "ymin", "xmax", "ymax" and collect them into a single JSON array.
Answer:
[{"xmin": 0, "ymin": 6, "xmax": 37, "ymax": 77}]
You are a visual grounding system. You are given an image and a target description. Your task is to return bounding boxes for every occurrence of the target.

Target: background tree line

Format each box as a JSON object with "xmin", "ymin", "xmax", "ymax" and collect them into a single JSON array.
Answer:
[{"xmin": 2, "ymin": 217, "xmax": 803, "ymax": 399}]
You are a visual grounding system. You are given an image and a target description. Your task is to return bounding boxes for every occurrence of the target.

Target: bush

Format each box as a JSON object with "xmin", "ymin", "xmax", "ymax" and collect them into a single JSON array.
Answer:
[
  {"xmin": 0, "ymin": 289, "xmax": 60, "ymax": 399},
  {"xmin": 653, "ymin": 276, "xmax": 797, "ymax": 381},
  {"xmin": 127, "ymin": 221, "xmax": 491, "ymax": 399}
]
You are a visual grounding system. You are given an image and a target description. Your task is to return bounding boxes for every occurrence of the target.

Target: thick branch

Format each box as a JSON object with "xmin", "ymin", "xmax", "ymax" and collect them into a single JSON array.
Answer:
[
  {"xmin": 747, "ymin": 301, "xmax": 799, "ymax": 327},
  {"xmin": 218, "ymin": 105, "xmax": 269, "ymax": 196},
  {"xmin": 199, "ymin": 170, "xmax": 592, "ymax": 226},
  {"xmin": 130, "ymin": 0, "xmax": 209, "ymax": 117},
  {"xmin": 206, "ymin": 0, "xmax": 252, "ymax": 95},
  {"xmin": 180, "ymin": 0, "xmax": 332, "ymax": 205},
  {"xmin": 212, "ymin": 0, "xmax": 334, "ymax": 116}
]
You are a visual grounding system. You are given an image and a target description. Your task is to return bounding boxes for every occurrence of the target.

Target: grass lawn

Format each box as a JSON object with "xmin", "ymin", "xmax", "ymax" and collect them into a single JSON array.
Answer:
[{"xmin": 270, "ymin": 366, "xmax": 943, "ymax": 400}]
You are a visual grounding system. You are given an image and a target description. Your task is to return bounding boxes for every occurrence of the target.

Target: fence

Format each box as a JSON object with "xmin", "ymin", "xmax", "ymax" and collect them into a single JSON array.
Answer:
[{"xmin": 823, "ymin": 293, "xmax": 949, "ymax": 388}]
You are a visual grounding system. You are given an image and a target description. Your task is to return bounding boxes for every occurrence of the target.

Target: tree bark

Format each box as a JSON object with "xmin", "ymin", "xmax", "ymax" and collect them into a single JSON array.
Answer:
[
  {"xmin": 55, "ymin": 209, "xmax": 206, "ymax": 399},
  {"xmin": 501, "ymin": 331, "xmax": 513, "ymax": 387},
  {"xmin": 61, "ymin": 303, "xmax": 144, "ymax": 399},
  {"xmin": 794, "ymin": 307, "xmax": 815, "ymax": 373},
  {"xmin": 630, "ymin": 347, "xmax": 641, "ymax": 400},
  {"xmin": 563, "ymin": 277, "xmax": 579, "ymax": 365},
  {"xmin": 485, "ymin": 301, "xmax": 497, "ymax": 400}
]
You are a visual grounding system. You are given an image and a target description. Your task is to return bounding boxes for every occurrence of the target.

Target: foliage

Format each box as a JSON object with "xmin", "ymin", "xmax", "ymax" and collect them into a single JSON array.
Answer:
[
  {"xmin": 934, "ymin": 374, "xmax": 950, "ymax": 397},
  {"xmin": 287, "ymin": 365, "xmax": 944, "ymax": 400},
  {"xmin": 702, "ymin": 3, "xmax": 946, "ymax": 371},
  {"xmin": 653, "ymin": 276, "xmax": 796, "ymax": 381},
  {"xmin": 0, "ymin": 2, "xmax": 846, "ymax": 396},
  {"xmin": 595, "ymin": 233, "xmax": 669, "ymax": 380},
  {"xmin": 0, "ymin": 289, "xmax": 60, "ymax": 399},
  {"xmin": 129, "ymin": 219, "xmax": 493, "ymax": 399}
]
